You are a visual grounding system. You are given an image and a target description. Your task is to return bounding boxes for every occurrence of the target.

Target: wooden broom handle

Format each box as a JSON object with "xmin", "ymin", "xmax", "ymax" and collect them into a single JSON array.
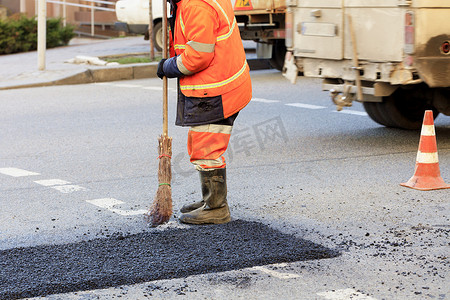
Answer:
[{"xmin": 162, "ymin": 0, "xmax": 169, "ymax": 136}]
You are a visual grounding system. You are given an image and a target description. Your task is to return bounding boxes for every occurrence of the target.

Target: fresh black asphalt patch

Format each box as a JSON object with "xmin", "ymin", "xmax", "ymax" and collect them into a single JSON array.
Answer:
[{"xmin": 0, "ymin": 220, "xmax": 339, "ymax": 299}]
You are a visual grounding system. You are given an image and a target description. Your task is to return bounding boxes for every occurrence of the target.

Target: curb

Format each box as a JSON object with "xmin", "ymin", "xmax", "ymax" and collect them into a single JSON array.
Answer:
[
  {"xmin": 0, "ymin": 59, "xmax": 272, "ymax": 91},
  {"xmin": 0, "ymin": 63, "xmax": 158, "ymax": 91}
]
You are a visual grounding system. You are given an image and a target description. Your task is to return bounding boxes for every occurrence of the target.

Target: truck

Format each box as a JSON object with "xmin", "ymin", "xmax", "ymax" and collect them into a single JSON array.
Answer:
[
  {"xmin": 282, "ymin": 0, "xmax": 450, "ymax": 129},
  {"xmin": 232, "ymin": 0, "xmax": 287, "ymax": 70},
  {"xmin": 114, "ymin": 0, "xmax": 288, "ymax": 69},
  {"xmin": 115, "ymin": 0, "xmax": 165, "ymax": 51}
]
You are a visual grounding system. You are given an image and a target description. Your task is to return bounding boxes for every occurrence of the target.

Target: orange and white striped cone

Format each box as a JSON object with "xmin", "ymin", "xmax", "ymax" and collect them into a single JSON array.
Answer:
[{"xmin": 400, "ymin": 110, "xmax": 450, "ymax": 191}]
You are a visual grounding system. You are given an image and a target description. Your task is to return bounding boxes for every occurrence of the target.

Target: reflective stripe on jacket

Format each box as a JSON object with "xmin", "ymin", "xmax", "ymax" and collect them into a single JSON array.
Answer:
[{"xmin": 171, "ymin": 0, "xmax": 251, "ymax": 100}]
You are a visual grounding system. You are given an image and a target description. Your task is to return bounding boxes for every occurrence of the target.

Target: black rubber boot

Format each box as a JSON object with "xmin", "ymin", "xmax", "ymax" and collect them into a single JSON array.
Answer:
[
  {"xmin": 179, "ymin": 168, "xmax": 230, "ymax": 224},
  {"xmin": 180, "ymin": 200, "xmax": 204, "ymax": 213}
]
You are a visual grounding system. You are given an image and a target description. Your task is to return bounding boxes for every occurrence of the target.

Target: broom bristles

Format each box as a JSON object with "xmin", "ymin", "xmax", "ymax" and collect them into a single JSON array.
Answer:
[
  {"xmin": 145, "ymin": 134, "xmax": 173, "ymax": 227},
  {"xmin": 146, "ymin": 185, "xmax": 172, "ymax": 226}
]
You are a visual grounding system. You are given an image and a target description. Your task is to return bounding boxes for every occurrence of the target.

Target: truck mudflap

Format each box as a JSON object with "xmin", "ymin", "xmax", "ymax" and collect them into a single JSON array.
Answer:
[
  {"xmin": 414, "ymin": 34, "xmax": 450, "ymax": 88},
  {"xmin": 282, "ymin": 51, "xmax": 298, "ymax": 84}
]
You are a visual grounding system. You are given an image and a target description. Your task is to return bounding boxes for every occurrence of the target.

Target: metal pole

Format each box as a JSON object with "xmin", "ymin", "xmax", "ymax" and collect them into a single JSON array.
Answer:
[
  {"xmin": 91, "ymin": 1, "xmax": 95, "ymax": 36},
  {"xmin": 38, "ymin": 0, "xmax": 46, "ymax": 71},
  {"xmin": 63, "ymin": 0, "xmax": 66, "ymax": 26},
  {"xmin": 20, "ymin": 0, "xmax": 26, "ymax": 14}
]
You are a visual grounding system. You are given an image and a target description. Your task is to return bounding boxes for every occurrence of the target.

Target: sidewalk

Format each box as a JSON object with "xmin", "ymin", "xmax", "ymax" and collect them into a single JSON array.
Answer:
[
  {"xmin": 0, "ymin": 36, "xmax": 261, "ymax": 90},
  {"xmin": 0, "ymin": 36, "xmax": 158, "ymax": 90}
]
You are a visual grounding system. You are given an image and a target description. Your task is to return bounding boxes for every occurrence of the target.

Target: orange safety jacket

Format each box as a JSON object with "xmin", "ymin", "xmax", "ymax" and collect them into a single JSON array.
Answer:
[{"xmin": 169, "ymin": 0, "xmax": 252, "ymax": 126}]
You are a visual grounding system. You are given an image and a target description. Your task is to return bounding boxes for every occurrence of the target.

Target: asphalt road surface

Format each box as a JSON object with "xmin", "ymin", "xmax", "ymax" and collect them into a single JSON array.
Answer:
[{"xmin": 0, "ymin": 70, "xmax": 449, "ymax": 299}]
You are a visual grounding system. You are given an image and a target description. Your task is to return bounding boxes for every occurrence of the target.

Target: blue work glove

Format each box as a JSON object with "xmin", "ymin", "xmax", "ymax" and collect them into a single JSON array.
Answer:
[
  {"xmin": 157, "ymin": 58, "xmax": 167, "ymax": 79},
  {"xmin": 163, "ymin": 56, "xmax": 184, "ymax": 78}
]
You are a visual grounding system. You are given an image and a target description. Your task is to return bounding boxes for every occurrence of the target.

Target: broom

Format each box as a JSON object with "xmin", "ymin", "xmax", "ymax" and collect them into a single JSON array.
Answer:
[{"xmin": 145, "ymin": 0, "xmax": 172, "ymax": 226}]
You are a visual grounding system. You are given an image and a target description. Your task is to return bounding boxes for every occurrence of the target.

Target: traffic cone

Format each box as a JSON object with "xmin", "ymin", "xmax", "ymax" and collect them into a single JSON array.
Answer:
[{"xmin": 401, "ymin": 110, "xmax": 450, "ymax": 191}]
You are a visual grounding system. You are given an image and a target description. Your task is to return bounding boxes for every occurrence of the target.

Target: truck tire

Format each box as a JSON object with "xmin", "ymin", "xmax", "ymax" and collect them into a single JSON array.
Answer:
[
  {"xmin": 152, "ymin": 21, "xmax": 163, "ymax": 52},
  {"xmin": 382, "ymin": 88, "xmax": 439, "ymax": 130},
  {"xmin": 269, "ymin": 39, "xmax": 286, "ymax": 71},
  {"xmin": 363, "ymin": 102, "xmax": 395, "ymax": 127},
  {"xmin": 373, "ymin": 101, "xmax": 399, "ymax": 128}
]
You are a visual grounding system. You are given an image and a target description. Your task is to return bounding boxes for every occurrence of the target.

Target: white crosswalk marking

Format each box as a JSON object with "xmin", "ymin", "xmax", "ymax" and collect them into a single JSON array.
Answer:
[
  {"xmin": 34, "ymin": 179, "xmax": 87, "ymax": 193},
  {"xmin": 86, "ymin": 198, "xmax": 146, "ymax": 216},
  {"xmin": 0, "ymin": 168, "xmax": 40, "ymax": 177},
  {"xmin": 34, "ymin": 179, "xmax": 71, "ymax": 186},
  {"xmin": 51, "ymin": 185, "xmax": 87, "ymax": 194}
]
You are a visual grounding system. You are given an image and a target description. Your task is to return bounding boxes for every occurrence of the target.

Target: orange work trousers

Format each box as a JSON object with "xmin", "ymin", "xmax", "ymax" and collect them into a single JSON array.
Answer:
[{"xmin": 187, "ymin": 124, "xmax": 233, "ymax": 170}]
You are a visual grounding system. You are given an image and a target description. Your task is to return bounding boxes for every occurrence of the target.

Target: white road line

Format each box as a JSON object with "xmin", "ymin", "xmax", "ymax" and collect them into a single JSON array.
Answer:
[
  {"xmin": 113, "ymin": 84, "xmax": 143, "ymax": 88},
  {"xmin": 285, "ymin": 103, "xmax": 327, "ymax": 109},
  {"xmin": 252, "ymin": 266, "xmax": 301, "ymax": 279},
  {"xmin": 334, "ymin": 110, "xmax": 368, "ymax": 116},
  {"xmin": 143, "ymin": 86, "xmax": 177, "ymax": 92},
  {"xmin": 253, "ymin": 100, "xmax": 368, "ymax": 117},
  {"xmin": 93, "ymin": 82, "xmax": 114, "ymax": 86},
  {"xmin": 317, "ymin": 288, "xmax": 377, "ymax": 300},
  {"xmin": 252, "ymin": 98, "xmax": 280, "ymax": 103},
  {"xmin": 142, "ymin": 86, "xmax": 163, "ymax": 91},
  {"xmin": 0, "ymin": 168, "xmax": 40, "ymax": 177},
  {"xmin": 34, "ymin": 179, "xmax": 71, "ymax": 186},
  {"xmin": 86, "ymin": 198, "xmax": 125, "ymax": 209},
  {"xmin": 51, "ymin": 185, "xmax": 88, "ymax": 194}
]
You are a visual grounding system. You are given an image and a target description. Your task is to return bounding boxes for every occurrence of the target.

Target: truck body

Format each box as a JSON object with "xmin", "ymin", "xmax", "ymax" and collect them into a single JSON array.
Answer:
[
  {"xmin": 232, "ymin": 0, "xmax": 287, "ymax": 69},
  {"xmin": 114, "ymin": 0, "xmax": 288, "ymax": 68},
  {"xmin": 115, "ymin": 0, "xmax": 165, "ymax": 51},
  {"xmin": 283, "ymin": 0, "xmax": 450, "ymax": 129}
]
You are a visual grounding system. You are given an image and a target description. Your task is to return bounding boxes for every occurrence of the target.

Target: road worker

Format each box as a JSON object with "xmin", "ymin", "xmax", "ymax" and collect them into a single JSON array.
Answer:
[{"xmin": 157, "ymin": 0, "xmax": 252, "ymax": 224}]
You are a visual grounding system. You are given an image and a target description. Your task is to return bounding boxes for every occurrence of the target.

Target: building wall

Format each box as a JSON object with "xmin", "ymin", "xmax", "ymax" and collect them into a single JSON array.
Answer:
[
  {"xmin": 0, "ymin": 0, "xmax": 20, "ymax": 15},
  {"xmin": 0, "ymin": 0, "xmax": 117, "ymax": 24}
]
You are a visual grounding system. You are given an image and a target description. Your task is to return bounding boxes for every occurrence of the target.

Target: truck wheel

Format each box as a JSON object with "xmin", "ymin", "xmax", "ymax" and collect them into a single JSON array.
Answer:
[
  {"xmin": 373, "ymin": 101, "xmax": 399, "ymax": 128},
  {"xmin": 152, "ymin": 21, "xmax": 163, "ymax": 52},
  {"xmin": 363, "ymin": 102, "xmax": 395, "ymax": 127},
  {"xmin": 383, "ymin": 88, "xmax": 439, "ymax": 130},
  {"xmin": 269, "ymin": 39, "xmax": 286, "ymax": 71}
]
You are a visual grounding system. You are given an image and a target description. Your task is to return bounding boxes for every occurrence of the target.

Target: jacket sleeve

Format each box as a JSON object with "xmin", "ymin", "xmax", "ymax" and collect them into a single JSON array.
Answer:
[{"xmin": 176, "ymin": 3, "xmax": 217, "ymax": 75}]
